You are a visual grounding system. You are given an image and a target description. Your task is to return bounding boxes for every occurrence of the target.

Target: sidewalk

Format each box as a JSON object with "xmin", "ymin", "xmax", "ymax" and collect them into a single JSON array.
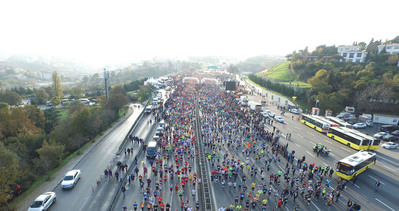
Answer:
[{"xmin": 16, "ymin": 104, "xmax": 139, "ymax": 211}]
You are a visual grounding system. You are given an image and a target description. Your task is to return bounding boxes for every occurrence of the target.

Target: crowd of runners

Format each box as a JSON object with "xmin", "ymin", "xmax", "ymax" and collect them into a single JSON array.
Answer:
[{"xmin": 108, "ymin": 78, "xmax": 361, "ymax": 211}]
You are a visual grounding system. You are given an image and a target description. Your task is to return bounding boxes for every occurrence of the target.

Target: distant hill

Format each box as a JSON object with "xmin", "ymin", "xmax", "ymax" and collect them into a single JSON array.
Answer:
[{"xmin": 237, "ymin": 55, "xmax": 285, "ymax": 74}]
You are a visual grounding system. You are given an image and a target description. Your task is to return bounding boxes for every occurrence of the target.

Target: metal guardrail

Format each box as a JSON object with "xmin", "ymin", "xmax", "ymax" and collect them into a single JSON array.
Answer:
[
  {"xmin": 108, "ymin": 112, "xmax": 157, "ymax": 211},
  {"xmin": 194, "ymin": 96, "xmax": 215, "ymax": 210},
  {"xmin": 117, "ymin": 100, "xmax": 150, "ymax": 153}
]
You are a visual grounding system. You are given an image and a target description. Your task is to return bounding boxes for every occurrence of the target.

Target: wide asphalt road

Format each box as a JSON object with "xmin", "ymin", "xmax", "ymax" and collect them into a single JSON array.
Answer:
[
  {"xmin": 243, "ymin": 92, "xmax": 399, "ymax": 210},
  {"xmin": 50, "ymin": 104, "xmax": 144, "ymax": 211}
]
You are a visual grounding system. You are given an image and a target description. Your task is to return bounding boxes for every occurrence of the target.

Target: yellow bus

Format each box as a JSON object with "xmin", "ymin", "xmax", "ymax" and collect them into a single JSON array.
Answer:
[
  {"xmin": 327, "ymin": 127, "xmax": 370, "ymax": 150},
  {"xmin": 301, "ymin": 114, "xmax": 331, "ymax": 133},
  {"xmin": 335, "ymin": 150, "xmax": 376, "ymax": 180},
  {"xmin": 350, "ymin": 130, "xmax": 380, "ymax": 151}
]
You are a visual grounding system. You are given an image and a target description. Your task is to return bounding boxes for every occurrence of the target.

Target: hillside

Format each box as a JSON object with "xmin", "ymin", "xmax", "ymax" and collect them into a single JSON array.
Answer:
[
  {"xmin": 251, "ymin": 36, "xmax": 399, "ymax": 115},
  {"xmin": 258, "ymin": 61, "xmax": 295, "ymax": 80}
]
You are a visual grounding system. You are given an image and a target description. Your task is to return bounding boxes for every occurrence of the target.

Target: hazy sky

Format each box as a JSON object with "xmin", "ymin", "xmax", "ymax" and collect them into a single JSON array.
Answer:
[{"xmin": 0, "ymin": 0, "xmax": 397, "ymax": 66}]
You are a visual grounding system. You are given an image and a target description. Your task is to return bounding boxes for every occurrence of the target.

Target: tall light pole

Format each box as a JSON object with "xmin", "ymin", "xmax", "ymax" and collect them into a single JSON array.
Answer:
[{"xmin": 104, "ymin": 68, "xmax": 110, "ymax": 100}]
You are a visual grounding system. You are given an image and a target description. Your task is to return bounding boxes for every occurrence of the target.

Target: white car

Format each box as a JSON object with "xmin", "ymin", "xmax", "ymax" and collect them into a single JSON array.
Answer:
[
  {"xmin": 274, "ymin": 116, "xmax": 284, "ymax": 123},
  {"xmin": 289, "ymin": 109, "xmax": 300, "ymax": 114},
  {"xmin": 260, "ymin": 112, "xmax": 270, "ymax": 118},
  {"xmin": 382, "ymin": 142, "xmax": 398, "ymax": 149},
  {"xmin": 353, "ymin": 123, "xmax": 367, "ymax": 129},
  {"xmin": 61, "ymin": 169, "xmax": 81, "ymax": 189},
  {"xmin": 28, "ymin": 192, "xmax": 56, "ymax": 211},
  {"xmin": 374, "ymin": 132, "xmax": 389, "ymax": 139}
]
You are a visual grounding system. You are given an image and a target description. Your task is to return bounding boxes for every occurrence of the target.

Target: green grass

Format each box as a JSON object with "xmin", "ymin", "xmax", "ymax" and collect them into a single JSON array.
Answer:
[
  {"xmin": 258, "ymin": 61, "xmax": 296, "ymax": 81},
  {"xmin": 246, "ymin": 78, "xmax": 308, "ymax": 111},
  {"xmin": 280, "ymin": 81, "xmax": 311, "ymax": 88},
  {"xmin": 127, "ymin": 91, "xmax": 137, "ymax": 95},
  {"xmin": 118, "ymin": 107, "xmax": 127, "ymax": 117},
  {"xmin": 57, "ymin": 108, "xmax": 68, "ymax": 121}
]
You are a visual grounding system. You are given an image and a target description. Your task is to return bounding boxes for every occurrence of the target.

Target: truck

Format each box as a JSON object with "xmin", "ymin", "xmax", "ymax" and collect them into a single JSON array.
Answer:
[
  {"xmin": 145, "ymin": 105, "xmax": 152, "ymax": 113},
  {"xmin": 248, "ymin": 101, "xmax": 262, "ymax": 112},
  {"xmin": 146, "ymin": 141, "xmax": 157, "ymax": 159}
]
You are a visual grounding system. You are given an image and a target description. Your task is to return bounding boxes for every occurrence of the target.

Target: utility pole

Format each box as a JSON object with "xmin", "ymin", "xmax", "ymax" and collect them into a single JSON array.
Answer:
[{"xmin": 104, "ymin": 68, "xmax": 110, "ymax": 100}]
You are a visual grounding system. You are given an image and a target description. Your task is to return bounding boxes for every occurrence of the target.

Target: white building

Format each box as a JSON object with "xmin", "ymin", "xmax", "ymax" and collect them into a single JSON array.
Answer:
[
  {"xmin": 337, "ymin": 45, "xmax": 360, "ymax": 55},
  {"xmin": 341, "ymin": 51, "xmax": 367, "ymax": 63},
  {"xmin": 377, "ymin": 43, "xmax": 399, "ymax": 54},
  {"xmin": 373, "ymin": 113, "xmax": 399, "ymax": 125},
  {"xmin": 337, "ymin": 45, "xmax": 366, "ymax": 63}
]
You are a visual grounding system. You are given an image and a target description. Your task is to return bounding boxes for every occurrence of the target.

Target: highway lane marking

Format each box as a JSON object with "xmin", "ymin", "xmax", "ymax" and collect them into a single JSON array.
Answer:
[
  {"xmin": 306, "ymin": 151, "xmax": 315, "ymax": 158},
  {"xmin": 368, "ymin": 175, "xmax": 385, "ymax": 185},
  {"xmin": 309, "ymin": 141, "xmax": 316, "ymax": 145},
  {"xmin": 311, "ymin": 201, "xmax": 321, "ymax": 211},
  {"xmin": 322, "ymin": 162, "xmax": 328, "ymax": 166},
  {"xmin": 353, "ymin": 184, "xmax": 360, "ymax": 189},
  {"xmin": 292, "ymin": 141, "xmax": 301, "ymax": 147},
  {"xmin": 329, "ymin": 152, "xmax": 335, "ymax": 156},
  {"xmin": 340, "ymin": 147, "xmax": 351, "ymax": 152},
  {"xmin": 376, "ymin": 198, "xmax": 395, "ymax": 211},
  {"xmin": 379, "ymin": 163, "xmax": 395, "ymax": 172}
]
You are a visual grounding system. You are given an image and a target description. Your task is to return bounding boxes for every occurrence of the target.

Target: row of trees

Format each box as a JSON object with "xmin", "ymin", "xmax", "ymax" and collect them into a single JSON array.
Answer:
[
  {"xmin": 248, "ymin": 74, "xmax": 308, "ymax": 104},
  {"xmin": 0, "ymin": 73, "xmax": 151, "ymax": 208},
  {"xmin": 286, "ymin": 36, "xmax": 399, "ymax": 114}
]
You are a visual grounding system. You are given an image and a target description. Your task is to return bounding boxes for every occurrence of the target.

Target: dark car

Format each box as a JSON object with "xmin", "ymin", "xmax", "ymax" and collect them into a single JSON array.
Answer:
[
  {"xmin": 380, "ymin": 125, "xmax": 399, "ymax": 133},
  {"xmin": 385, "ymin": 135, "xmax": 399, "ymax": 142},
  {"xmin": 391, "ymin": 130, "xmax": 399, "ymax": 136}
]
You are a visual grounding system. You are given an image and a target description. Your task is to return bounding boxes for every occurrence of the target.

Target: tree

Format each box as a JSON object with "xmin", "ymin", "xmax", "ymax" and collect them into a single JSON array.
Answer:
[
  {"xmin": 227, "ymin": 64, "xmax": 239, "ymax": 74},
  {"xmin": 0, "ymin": 142, "xmax": 20, "ymax": 207},
  {"xmin": 69, "ymin": 85, "xmax": 85, "ymax": 98},
  {"xmin": 137, "ymin": 85, "xmax": 152, "ymax": 103},
  {"xmin": 35, "ymin": 140, "xmax": 64, "ymax": 172},
  {"xmin": 33, "ymin": 88, "xmax": 49, "ymax": 105},
  {"xmin": 0, "ymin": 91, "xmax": 22, "ymax": 106},
  {"xmin": 51, "ymin": 71, "xmax": 63, "ymax": 105},
  {"xmin": 308, "ymin": 69, "xmax": 333, "ymax": 93},
  {"xmin": 107, "ymin": 93, "xmax": 128, "ymax": 112},
  {"xmin": 387, "ymin": 54, "xmax": 399, "ymax": 66},
  {"xmin": 24, "ymin": 105, "xmax": 46, "ymax": 129},
  {"xmin": 0, "ymin": 102, "xmax": 9, "ymax": 111}
]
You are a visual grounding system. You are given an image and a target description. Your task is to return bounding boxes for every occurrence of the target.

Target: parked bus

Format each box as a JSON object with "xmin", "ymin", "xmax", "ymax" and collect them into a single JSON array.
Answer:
[
  {"xmin": 146, "ymin": 141, "xmax": 157, "ymax": 159},
  {"xmin": 301, "ymin": 114, "xmax": 331, "ymax": 133},
  {"xmin": 350, "ymin": 130, "xmax": 380, "ymax": 151},
  {"xmin": 326, "ymin": 127, "xmax": 370, "ymax": 150},
  {"xmin": 313, "ymin": 116, "xmax": 340, "ymax": 128},
  {"xmin": 325, "ymin": 116, "xmax": 353, "ymax": 129},
  {"xmin": 335, "ymin": 150, "xmax": 376, "ymax": 180}
]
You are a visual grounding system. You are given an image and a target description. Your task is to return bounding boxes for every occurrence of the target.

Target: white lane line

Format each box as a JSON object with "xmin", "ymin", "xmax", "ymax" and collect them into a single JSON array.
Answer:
[
  {"xmin": 340, "ymin": 147, "xmax": 351, "ymax": 152},
  {"xmin": 329, "ymin": 152, "xmax": 335, "ymax": 156},
  {"xmin": 379, "ymin": 164, "xmax": 395, "ymax": 172},
  {"xmin": 376, "ymin": 198, "xmax": 396, "ymax": 211},
  {"xmin": 278, "ymin": 165, "xmax": 285, "ymax": 172},
  {"xmin": 311, "ymin": 201, "xmax": 321, "ymax": 211},
  {"xmin": 306, "ymin": 151, "xmax": 315, "ymax": 158},
  {"xmin": 353, "ymin": 184, "xmax": 360, "ymax": 189},
  {"xmin": 368, "ymin": 175, "xmax": 385, "ymax": 185},
  {"xmin": 309, "ymin": 141, "xmax": 316, "ymax": 145},
  {"xmin": 322, "ymin": 162, "xmax": 328, "ymax": 166}
]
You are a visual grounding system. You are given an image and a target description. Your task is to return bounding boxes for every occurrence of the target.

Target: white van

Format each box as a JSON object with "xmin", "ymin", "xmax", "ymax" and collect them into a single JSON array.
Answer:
[
  {"xmin": 147, "ymin": 141, "xmax": 157, "ymax": 158},
  {"xmin": 159, "ymin": 120, "xmax": 166, "ymax": 128},
  {"xmin": 155, "ymin": 127, "xmax": 164, "ymax": 136}
]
